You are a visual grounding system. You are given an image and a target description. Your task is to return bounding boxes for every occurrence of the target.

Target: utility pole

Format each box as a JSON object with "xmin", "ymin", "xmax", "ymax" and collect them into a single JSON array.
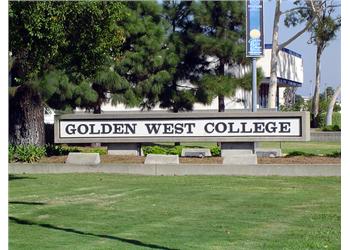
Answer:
[{"xmin": 246, "ymin": 0, "xmax": 264, "ymax": 112}]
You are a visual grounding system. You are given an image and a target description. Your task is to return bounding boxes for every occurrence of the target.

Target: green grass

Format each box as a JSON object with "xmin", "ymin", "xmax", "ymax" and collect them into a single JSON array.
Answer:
[
  {"xmin": 151, "ymin": 141, "xmax": 341, "ymax": 156},
  {"xmin": 9, "ymin": 174, "xmax": 340, "ymax": 249},
  {"xmin": 259, "ymin": 141, "xmax": 341, "ymax": 155}
]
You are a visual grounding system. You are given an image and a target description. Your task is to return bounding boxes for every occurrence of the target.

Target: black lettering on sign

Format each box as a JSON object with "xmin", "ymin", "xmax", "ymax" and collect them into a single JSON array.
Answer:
[
  {"xmin": 89, "ymin": 124, "xmax": 100, "ymax": 134},
  {"xmin": 113, "ymin": 124, "xmax": 124, "ymax": 134},
  {"xmin": 145, "ymin": 124, "xmax": 162, "ymax": 134},
  {"xmin": 77, "ymin": 124, "xmax": 89, "ymax": 135},
  {"xmin": 184, "ymin": 123, "xmax": 195, "ymax": 134},
  {"xmin": 125, "ymin": 123, "xmax": 136, "ymax": 134},
  {"xmin": 279, "ymin": 122, "xmax": 291, "ymax": 133},
  {"xmin": 266, "ymin": 122, "xmax": 277, "ymax": 133},
  {"xmin": 228, "ymin": 122, "xmax": 239, "ymax": 133},
  {"xmin": 101, "ymin": 124, "xmax": 112, "ymax": 134},
  {"xmin": 163, "ymin": 123, "xmax": 174, "ymax": 134},
  {"xmin": 241, "ymin": 122, "xmax": 253, "ymax": 133},
  {"xmin": 204, "ymin": 123, "xmax": 214, "ymax": 133},
  {"xmin": 175, "ymin": 123, "xmax": 184, "ymax": 134},
  {"xmin": 253, "ymin": 122, "xmax": 265, "ymax": 133},
  {"xmin": 66, "ymin": 124, "xmax": 76, "ymax": 135},
  {"xmin": 215, "ymin": 122, "xmax": 227, "ymax": 133}
]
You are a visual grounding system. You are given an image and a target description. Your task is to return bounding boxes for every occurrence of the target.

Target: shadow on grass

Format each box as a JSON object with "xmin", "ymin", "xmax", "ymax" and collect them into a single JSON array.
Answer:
[
  {"xmin": 9, "ymin": 201, "xmax": 46, "ymax": 205},
  {"xmin": 9, "ymin": 175, "xmax": 36, "ymax": 181},
  {"xmin": 9, "ymin": 216, "xmax": 178, "ymax": 250}
]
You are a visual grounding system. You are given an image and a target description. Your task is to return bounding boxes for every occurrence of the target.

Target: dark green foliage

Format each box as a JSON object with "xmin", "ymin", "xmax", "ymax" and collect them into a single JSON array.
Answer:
[
  {"xmin": 286, "ymin": 151, "xmax": 317, "ymax": 157},
  {"xmin": 318, "ymin": 112, "xmax": 341, "ymax": 129},
  {"xmin": 142, "ymin": 145, "xmax": 182, "ymax": 156},
  {"xmin": 8, "ymin": 144, "xmax": 108, "ymax": 162},
  {"xmin": 199, "ymin": 68, "xmax": 264, "ymax": 103},
  {"xmin": 210, "ymin": 146, "xmax": 221, "ymax": 157},
  {"xmin": 9, "ymin": 1, "xmax": 128, "ymax": 144},
  {"xmin": 325, "ymin": 151, "xmax": 341, "ymax": 158},
  {"xmin": 280, "ymin": 94, "xmax": 306, "ymax": 111},
  {"xmin": 9, "ymin": 145, "xmax": 16, "ymax": 162},
  {"xmin": 44, "ymin": 144, "xmax": 79, "ymax": 157},
  {"xmin": 111, "ymin": 2, "xmax": 176, "ymax": 110},
  {"xmin": 160, "ymin": 1, "xmax": 210, "ymax": 111},
  {"xmin": 322, "ymin": 125, "xmax": 341, "ymax": 132},
  {"xmin": 142, "ymin": 144, "xmax": 221, "ymax": 157},
  {"xmin": 12, "ymin": 145, "xmax": 46, "ymax": 163},
  {"xmin": 190, "ymin": 1, "xmax": 262, "ymax": 111},
  {"xmin": 161, "ymin": 1, "xmax": 262, "ymax": 112}
]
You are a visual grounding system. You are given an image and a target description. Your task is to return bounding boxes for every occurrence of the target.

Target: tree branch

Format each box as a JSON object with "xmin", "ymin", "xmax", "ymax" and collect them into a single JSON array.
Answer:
[
  {"xmin": 278, "ymin": 15, "xmax": 316, "ymax": 50},
  {"xmin": 281, "ymin": 7, "xmax": 308, "ymax": 15}
]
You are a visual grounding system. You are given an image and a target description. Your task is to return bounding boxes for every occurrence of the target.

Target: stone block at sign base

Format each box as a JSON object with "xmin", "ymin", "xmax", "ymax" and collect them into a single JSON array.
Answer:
[
  {"xmin": 66, "ymin": 153, "xmax": 100, "ymax": 166},
  {"xmin": 221, "ymin": 142, "xmax": 257, "ymax": 165},
  {"xmin": 144, "ymin": 154, "xmax": 179, "ymax": 165},
  {"xmin": 223, "ymin": 154, "xmax": 257, "ymax": 165},
  {"xmin": 255, "ymin": 148, "xmax": 282, "ymax": 158},
  {"xmin": 106, "ymin": 143, "xmax": 143, "ymax": 156},
  {"xmin": 181, "ymin": 148, "xmax": 211, "ymax": 158}
]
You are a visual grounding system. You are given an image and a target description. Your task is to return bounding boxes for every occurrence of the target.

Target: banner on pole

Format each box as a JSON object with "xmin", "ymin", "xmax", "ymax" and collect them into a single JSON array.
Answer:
[{"xmin": 246, "ymin": 0, "xmax": 264, "ymax": 57}]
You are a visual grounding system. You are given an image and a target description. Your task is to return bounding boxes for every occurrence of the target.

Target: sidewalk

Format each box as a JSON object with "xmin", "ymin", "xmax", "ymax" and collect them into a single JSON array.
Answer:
[{"xmin": 9, "ymin": 163, "xmax": 340, "ymax": 177}]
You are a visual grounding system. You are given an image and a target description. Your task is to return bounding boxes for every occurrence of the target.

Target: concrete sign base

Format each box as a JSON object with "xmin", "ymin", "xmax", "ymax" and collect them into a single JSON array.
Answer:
[
  {"xmin": 144, "ymin": 154, "xmax": 179, "ymax": 165},
  {"xmin": 66, "ymin": 153, "xmax": 100, "ymax": 165},
  {"xmin": 256, "ymin": 148, "xmax": 282, "ymax": 157},
  {"xmin": 221, "ymin": 142, "xmax": 257, "ymax": 165},
  {"xmin": 181, "ymin": 148, "xmax": 212, "ymax": 157},
  {"xmin": 106, "ymin": 143, "xmax": 143, "ymax": 156}
]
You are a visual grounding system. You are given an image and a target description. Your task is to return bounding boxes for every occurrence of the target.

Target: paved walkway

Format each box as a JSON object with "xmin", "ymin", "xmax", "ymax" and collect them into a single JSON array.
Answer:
[{"xmin": 9, "ymin": 163, "xmax": 340, "ymax": 177}]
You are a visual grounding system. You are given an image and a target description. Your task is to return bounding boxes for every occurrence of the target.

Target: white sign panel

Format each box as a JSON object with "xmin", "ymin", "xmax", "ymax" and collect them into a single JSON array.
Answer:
[{"xmin": 59, "ymin": 118, "xmax": 301, "ymax": 138}]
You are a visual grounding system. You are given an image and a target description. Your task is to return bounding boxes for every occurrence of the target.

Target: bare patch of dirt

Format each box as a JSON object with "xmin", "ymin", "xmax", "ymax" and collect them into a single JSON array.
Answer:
[
  {"xmin": 39, "ymin": 156, "xmax": 66, "ymax": 163},
  {"xmin": 180, "ymin": 157, "xmax": 223, "ymax": 164},
  {"xmin": 101, "ymin": 155, "xmax": 145, "ymax": 164},
  {"xmin": 38, "ymin": 155, "xmax": 340, "ymax": 165}
]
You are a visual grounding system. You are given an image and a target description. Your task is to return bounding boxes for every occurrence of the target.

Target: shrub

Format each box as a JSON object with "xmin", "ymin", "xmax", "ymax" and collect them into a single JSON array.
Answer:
[
  {"xmin": 45, "ymin": 144, "xmax": 77, "ymax": 156},
  {"xmin": 318, "ymin": 112, "xmax": 341, "ymax": 129},
  {"xmin": 9, "ymin": 145, "xmax": 16, "ymax": 162},
  {"xmin": 322, "ymin": 124, "xmax": 341, "ymax": 131},
  {"xmin": 210, "ymin": 146, "xmax": 221, "ymax": 157},
  {"xmin": 286, "ymin": 151, "xmax": 317, "ymax": 157},
  {"xmin": 167, "ymin": 146, "xmax": 183, "ymax": 156},
  {"xmin": 325, "ymin": 151, "xmax": 341, "ymax": 158},
  {"xmin": 15, "ymin": 145, "xmax": 46, "ymax": 163},
  {"xmin": 142, "ymin": 145, "xmax": 184, "ymax": 156},
  {"xmin": 142, "ymin": 145, "xmax": 167, "ymax": 156}
]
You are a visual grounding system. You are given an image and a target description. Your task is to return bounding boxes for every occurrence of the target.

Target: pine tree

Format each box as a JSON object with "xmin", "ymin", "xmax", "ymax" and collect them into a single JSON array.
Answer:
[
  {"xmin": 111, "ymin": 2, "xmax": 178, "ymax": 110},
  {"xmin": 190, "ymin": 1, "xmax": 251, "ymax": 112},
  {"xmin": 160, "ymin": 1, "xmax": 210, "ymax": 112}
]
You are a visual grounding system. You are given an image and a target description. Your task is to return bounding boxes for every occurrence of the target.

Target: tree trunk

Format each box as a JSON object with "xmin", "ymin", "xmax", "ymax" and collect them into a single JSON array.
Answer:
[
  {"xmin": 326, "ymin": 85, "xmax": 341, "ymax": 126},
  {"xmin": 9, "ymin": 85, "xmax": 45, "ymax": 146},
  {"xmin": 218, "ymin": 58, "xmax": 225, "ymax": 112},
  {"xmin": 267, "ymin": 0, "xmax": 281, "ymax": 109},
  {"xmin": 311, "ymin": 45, "xmax": 322, "ymax": 128}
]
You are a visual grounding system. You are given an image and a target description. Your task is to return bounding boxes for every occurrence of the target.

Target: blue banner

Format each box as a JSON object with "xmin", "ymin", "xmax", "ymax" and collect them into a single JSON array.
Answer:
[{"xmin": 246, "ymin": 0, "xmax": 264, "ymax": 57}]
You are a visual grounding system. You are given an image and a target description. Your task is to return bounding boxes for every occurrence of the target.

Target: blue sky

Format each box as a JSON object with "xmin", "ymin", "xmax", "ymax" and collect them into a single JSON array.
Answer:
[{"xmin": 263, "ymin": 0, "xmax": 341, "ymax": 97}]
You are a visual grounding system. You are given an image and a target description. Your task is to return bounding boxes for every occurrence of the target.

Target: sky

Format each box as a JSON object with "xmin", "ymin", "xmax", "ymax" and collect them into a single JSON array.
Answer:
[{"xmin": 262, "ymin": 0, "xmax": 341, "ymax": 97}]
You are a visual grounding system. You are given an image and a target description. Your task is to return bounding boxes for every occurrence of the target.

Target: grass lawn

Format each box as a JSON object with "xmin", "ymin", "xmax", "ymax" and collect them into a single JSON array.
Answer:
[
  {"xmin": 258, "ymin": 141, "xmax": 341, "ymax": 155},
  {"xmin": 179, "ymin": 141, "xmax": 341, "ymax": 155},
  {"xmin": 9, "ymin": 174, "xmax": 340, "ymax": 250}
]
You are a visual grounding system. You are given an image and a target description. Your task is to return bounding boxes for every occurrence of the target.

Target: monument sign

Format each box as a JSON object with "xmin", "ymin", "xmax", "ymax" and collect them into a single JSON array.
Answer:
[{"xmin": 55, "ymin": 111, "xmax": 309, "ymax": 144}]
